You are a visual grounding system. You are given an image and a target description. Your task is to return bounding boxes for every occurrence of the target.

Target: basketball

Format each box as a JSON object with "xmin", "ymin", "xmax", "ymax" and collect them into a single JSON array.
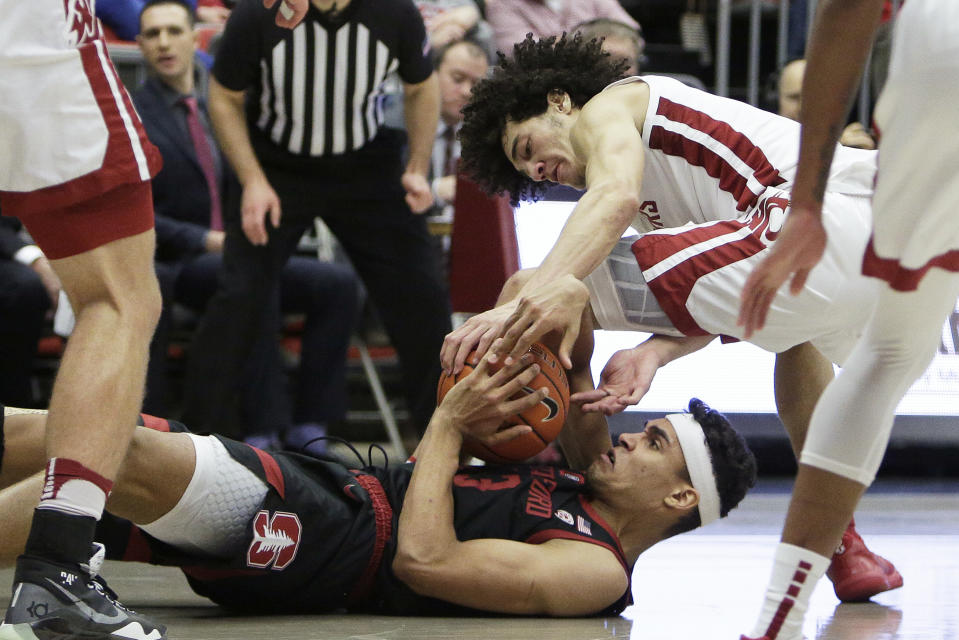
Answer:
[{"xmin": 436, "ymin": 343, "xmax": 570, "ymax": 463}]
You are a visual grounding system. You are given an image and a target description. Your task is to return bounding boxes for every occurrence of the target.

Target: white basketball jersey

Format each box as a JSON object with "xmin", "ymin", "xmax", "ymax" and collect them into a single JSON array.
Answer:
[{"xmin": 605, "ymin": 75, "xmax": 877, "ymax": 234}]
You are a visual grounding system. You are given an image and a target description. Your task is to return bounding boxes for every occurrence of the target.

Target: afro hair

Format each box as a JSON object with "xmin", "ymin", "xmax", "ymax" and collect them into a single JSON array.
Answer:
[{"xmin": 459, "ymin": 33, "xmax": 629, "ymax": 205}]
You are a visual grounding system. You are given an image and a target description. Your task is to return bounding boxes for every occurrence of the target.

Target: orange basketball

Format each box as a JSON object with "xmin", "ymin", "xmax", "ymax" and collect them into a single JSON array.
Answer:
[{"xmin": 436, "ymin": 343, "xmax": 570, "ymax": 463}]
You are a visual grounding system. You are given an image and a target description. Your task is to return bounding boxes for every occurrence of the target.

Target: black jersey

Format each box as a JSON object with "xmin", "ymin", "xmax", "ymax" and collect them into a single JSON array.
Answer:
[
  {"xmin": 369, "ymin": 463, "xmax": 633, "ymax": 616},
  {"xmin": 95, "ymin": 436, "xmax": 632, "ymax": 616}
]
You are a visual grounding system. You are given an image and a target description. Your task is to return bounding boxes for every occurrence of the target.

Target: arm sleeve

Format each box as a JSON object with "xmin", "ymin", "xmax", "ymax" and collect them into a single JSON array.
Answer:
[
  {"xmin": 212, "ymin": 0, "xmax": 266, "ymax": 91},
  {"xmin": 395, "ymin": 0, "xmax": 434, "ymax": 84}
]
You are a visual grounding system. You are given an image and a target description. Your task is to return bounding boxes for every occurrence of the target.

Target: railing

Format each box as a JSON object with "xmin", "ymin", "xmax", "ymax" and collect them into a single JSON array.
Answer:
[{"xmin": 713, "ymin": 0, "xmax": 904, "ymax": 123}]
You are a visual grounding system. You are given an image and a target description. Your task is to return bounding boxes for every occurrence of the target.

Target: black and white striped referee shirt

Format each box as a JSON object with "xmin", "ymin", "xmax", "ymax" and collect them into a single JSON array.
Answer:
[{"xmin": 213, "ymin": 0, "xmax": 432, "ymax": 158}]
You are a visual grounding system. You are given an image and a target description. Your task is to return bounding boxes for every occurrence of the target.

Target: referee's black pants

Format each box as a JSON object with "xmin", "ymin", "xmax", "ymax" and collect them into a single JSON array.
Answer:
[{"xmin": 182, "ymin": 139, "xmax": 452, "ymax": 439}]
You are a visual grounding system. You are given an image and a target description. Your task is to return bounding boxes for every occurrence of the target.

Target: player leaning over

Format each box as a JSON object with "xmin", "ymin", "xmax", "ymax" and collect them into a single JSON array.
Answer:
[{"xmin": 442, "ymin": 33, "xmax": 899, "ymax": 602}]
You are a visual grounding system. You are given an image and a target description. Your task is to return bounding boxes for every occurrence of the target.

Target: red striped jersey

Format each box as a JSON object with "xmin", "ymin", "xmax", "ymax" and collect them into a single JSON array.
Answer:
[{"xmin": 610, "ymin": 76, "xmax": 876, "ymax": 233}]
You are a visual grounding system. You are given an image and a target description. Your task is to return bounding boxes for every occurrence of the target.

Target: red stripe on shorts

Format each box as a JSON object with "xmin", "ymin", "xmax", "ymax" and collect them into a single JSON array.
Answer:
[
  {"xmin": 632, "ymin": 220, "xmax": 766, "ymax": 335},
  {"xmin": 650, "ymin": 97, "xmax": 786, "ymax": 211}
]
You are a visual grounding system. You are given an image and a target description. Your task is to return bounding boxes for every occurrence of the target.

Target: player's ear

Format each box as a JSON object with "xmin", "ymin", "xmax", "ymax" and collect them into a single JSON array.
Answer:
[
  {"xmin": 547, "ymin": 89, "xmax": 571, "ymax": 113},
  {"xmin": 664, "ymin": 486, "xmax": 698, "ymax": 512}
]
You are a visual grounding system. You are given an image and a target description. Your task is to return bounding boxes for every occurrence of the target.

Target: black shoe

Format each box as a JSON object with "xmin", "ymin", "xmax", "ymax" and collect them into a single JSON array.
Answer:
[{"xmin": 0, "ymin": 543, "xmax": 166, "ymax": 639}]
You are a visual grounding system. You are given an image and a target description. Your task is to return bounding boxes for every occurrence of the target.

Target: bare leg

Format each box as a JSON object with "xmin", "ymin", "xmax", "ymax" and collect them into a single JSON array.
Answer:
[
  {"xmin": 0, "ymin": 413, "xmax": 48, "ymax": 489},
  {"xmin": 0, "ymin": 426, "xmax": 195, "ymax": 567},
  {"xmin": 773, "ymin": 343, "xmax": 834, "ymax": 457},
  {"xmin": 44, "ymin": 229, "xmax": 161, "ymax": 480}
]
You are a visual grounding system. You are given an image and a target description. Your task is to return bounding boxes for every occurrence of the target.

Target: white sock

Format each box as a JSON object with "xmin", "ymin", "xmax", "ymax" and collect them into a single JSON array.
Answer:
[{"xmin": 748, "ymin": 543, "xmax": 830, "ymax": 640}]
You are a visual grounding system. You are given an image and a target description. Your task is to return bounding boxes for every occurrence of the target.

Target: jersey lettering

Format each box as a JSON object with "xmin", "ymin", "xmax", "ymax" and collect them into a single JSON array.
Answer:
[
  {"xmin": 639, "ymin": 201, "xmax": 664, "ymax": 229},
  {"xmin": 63, "ymin": 0, "xmax": 102, "ymax": 47},
  {"xmin": 744, "ymin": 193, "xmax": 790, "ymax": 245},
  {"xmin": 247, "ymin": 510, "xmax": 302, "ymax": 570},
  {"xmin": 525, "ymin": 477, "xmax": 558, "ymax": 518}
]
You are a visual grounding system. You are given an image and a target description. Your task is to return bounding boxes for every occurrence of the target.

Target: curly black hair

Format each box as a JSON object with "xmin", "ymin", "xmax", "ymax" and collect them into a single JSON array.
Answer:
[
  {"xmin": 459, "ymin": 33, "xmax": 629, "ymax": 205},
  {"xmin": 666, "ymin": 398, "xmax": 758, "ymax": 537}
]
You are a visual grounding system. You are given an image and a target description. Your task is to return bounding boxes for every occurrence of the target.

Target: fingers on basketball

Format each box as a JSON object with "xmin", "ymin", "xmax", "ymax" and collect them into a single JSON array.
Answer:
[{"xmin": 436, "ymin": 343, "xmax": 569, "ymax": 463}]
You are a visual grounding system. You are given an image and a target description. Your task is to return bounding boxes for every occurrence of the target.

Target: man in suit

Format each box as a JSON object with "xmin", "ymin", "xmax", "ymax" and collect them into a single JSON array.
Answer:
[
  {"xmin": 134, "ymin": 0, "xmax": 361, "ymax": 449},
  {"xmin": 0, "ymin": 217, "xmax": 61, "ymax": 407}
]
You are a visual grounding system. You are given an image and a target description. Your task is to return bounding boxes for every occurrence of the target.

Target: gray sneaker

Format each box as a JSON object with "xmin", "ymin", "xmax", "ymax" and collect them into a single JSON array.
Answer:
[{"xmin": 0, "ymin": 544, "xmax": 166, "ymax": 639}]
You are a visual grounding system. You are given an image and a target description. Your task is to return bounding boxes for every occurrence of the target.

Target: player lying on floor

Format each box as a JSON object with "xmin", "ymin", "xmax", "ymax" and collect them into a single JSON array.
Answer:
[
  {"xmin": 0, "ymin": 349, "xmax": 756, "ymax": 618},
  {"xmin": 490, "ymin": 178, "xmax": 901, "ymax": 601}
]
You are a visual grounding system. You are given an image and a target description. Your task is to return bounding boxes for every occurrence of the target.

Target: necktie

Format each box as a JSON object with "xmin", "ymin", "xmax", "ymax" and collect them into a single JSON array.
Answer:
[
  {"xmin": 442, "ymin": 125, "xmax": 457, "ymax": 177},
  {"xmin": 181, "ymin": 96, "xmax": 223, "ymax": 231}
]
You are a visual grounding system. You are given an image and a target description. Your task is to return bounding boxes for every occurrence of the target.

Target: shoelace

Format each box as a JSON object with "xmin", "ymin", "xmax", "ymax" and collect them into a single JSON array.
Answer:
[
  {"xmin": 298, "ymin": 435, "xmax": 390, "ymax": 470},
  {"xmin": 87, "ymin": 577, "xmax": 136, "ymax": 614}
]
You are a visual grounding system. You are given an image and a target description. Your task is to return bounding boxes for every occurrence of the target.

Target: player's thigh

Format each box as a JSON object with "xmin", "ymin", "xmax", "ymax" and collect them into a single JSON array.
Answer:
[{"xmin": 51, "ymin": 229, "xmax": 160, "ymax": 316}]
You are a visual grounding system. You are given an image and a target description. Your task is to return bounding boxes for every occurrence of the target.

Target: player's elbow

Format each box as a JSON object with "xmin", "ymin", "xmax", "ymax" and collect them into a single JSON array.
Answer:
[
  {"xmin": 593, "ymin": 180, "xmax": 640, "ymax": 226},
  {"xmin": 392, "ymin": 549, "xmax": 446, "ymax": 596}
]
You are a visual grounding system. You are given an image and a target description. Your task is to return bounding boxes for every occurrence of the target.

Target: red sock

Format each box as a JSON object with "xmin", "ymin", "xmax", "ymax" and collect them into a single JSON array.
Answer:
[{"xmin": 37, "ymin": 458, "xmax": 113, "ymax": 521}]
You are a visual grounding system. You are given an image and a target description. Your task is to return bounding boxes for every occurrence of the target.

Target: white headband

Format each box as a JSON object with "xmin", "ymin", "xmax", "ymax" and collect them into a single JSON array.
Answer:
[{"xmin": 667, "ymin": 413, "xmax": 721, "ymax": 527}]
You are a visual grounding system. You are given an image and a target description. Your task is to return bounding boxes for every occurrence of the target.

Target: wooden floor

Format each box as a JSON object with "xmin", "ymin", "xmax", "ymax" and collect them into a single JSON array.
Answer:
[{"xmin": 2, "ymin": 478, "xmax": 958, "ymax": 640}]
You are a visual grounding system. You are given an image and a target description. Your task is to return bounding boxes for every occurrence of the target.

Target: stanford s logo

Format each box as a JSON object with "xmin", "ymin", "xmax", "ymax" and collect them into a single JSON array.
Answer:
[
  {"xmin": 522, "ymin": 386, "xmax": 559, "ymax": 421},
  {"xmin": 247, "ymin": 510, "xmax": 301, "ymax": 570}
]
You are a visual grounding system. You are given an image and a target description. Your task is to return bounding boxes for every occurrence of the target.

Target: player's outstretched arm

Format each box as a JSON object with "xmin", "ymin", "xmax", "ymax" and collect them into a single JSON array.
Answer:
[
  {"xmin": 572, "ymin": 334, "xmax": 716, "ymax": 415},
  {"xmin": 493, "ymin": 92, "xmax": 646, "ymax": 368}
]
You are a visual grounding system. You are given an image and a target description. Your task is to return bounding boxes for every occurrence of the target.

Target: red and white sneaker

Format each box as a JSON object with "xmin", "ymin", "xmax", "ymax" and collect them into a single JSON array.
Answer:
[
  {"xmin": 826, "ymin": 520, "xmax": 903, "ymax": 602},
  {"xmin": 740, "ymin": 636, "xmax": 770, "ymax": 640}
]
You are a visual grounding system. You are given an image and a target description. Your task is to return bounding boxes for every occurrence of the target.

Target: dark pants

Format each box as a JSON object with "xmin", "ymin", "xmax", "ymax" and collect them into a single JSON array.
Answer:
[
  {"xmin": 183, "ymin": 133, "xmax": 451, "ymax": 438},
  {"xmin": 149, "ymin": 250, "xmax": 361, "ymax": 436},
  {"xmin": 0, "ymin": 260, "xmax": 50, "ymax": 406}
]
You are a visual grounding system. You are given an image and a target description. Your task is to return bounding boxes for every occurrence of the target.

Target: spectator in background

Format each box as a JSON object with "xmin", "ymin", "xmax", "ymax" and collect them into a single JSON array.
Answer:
[
  {"xmin": 98, "ymin": 0, "xmax": 229, "ymax": 41},
  {"xmin": 133, "ymin": 0, "xmax": 360, "ymax": 451},
  {"xmin": 573, "ymin": 17, "xmax": 645, "ymax": 76},
  {"xmin": 426, "ymin": 38, "xmax": 490, "ymax": 277},
  {"xmin": 183, "ymin": 0, "xmax": 451, "ymax": 441},
  {"xmin": 778, "ymin": 58, "xmax": 876, "ymax": 150},
  {"xmin": 416, "ymin": 0, "xmax": 493, "ymax": 54},
  {"xmin": 485, "ymin": 0, "xmax": 638, "ymax": 57},
  {"xmin": 0, "ymin": 217, "xmax": 60, "ymax": 407}
]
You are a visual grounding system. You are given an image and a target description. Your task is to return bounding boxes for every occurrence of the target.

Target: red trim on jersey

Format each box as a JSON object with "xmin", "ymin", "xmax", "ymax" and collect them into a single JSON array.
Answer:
[
  {"xmin": 862, "ymin": 236, "xmax": 959, "ymax": 292},
  {"xmin": 578, "ymin": 495, "xmax": 629, "ymax": 571},
  {"xmin": 632, "ymin": 221, "xmax": 767, "ymax": 335},
  {"xmin": 138, "ymin": 414, "xmax": 171, "ymax": 432},
  {"xmin": 649, "ymin": 97, "xmax": 786, "ymax": 211},
  {"xmin": 248, "ymin": 447, "xmax": 286, "ymax": 499},
  {"xmin": 347, "ymin": 474, "xmax": 394, "ymax": 605}
]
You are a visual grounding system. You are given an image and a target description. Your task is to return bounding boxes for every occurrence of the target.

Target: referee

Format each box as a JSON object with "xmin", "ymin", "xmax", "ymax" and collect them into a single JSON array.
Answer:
[{"xmin": 183, "ymin": 0, "xmax": 451, "ymax": 438}]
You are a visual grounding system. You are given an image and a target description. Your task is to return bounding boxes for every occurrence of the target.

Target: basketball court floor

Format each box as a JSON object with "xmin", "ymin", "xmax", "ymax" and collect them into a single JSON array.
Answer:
[{"xmin": 2, "ymin": 478, "xmax": 955, "ymax": 640}]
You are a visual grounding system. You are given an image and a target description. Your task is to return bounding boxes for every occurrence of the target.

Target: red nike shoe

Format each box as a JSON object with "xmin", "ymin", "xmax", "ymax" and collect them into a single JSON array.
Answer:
[
  {"xmin": 826, "ymin": 520, "xmax": 903, "ymax": 602},
  {"xmin": 740, "ymin": 636, "xmax": 769, "ymax": 640}
]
